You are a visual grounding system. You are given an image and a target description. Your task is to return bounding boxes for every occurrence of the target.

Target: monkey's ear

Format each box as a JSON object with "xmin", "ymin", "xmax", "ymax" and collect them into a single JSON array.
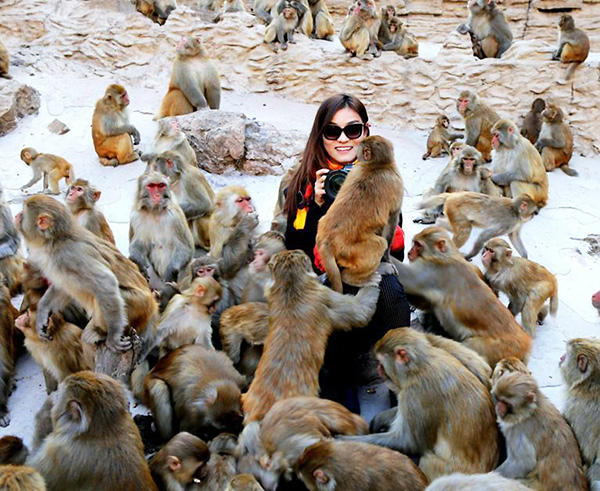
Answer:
[
  {"xmin": 395, "ymin": 347, "xmax": 410, "ymax": 365},
  {"xmin": 64, "ymin": 400, "xmax": 86, "ymax": 432},
  {"xmin": 197, "ymin": 386, "xmax": 218, "ymax": 408},
  {"xmin": 505, "ymin": 248, "xmax": 512, "ymax": 258},
  {"xmin": 313, "ymin": 469, "xmax": 329, "ymax": 485},
  {"xmin": 37, "ymin": 213, "xmax": 52, "ymax": 231},
  {"xmin": 526, "ymin": 391, "xmax": 537, "ymax": 405},
  {"xmin": 167, "ymin": 456, "xmax": 182, "ymax": 472},
  {"xmin": 507, "ymin": 125, "xmax": 514, "ymax": 135},
  {"xmin": 92, "ymin": 191, "xmax": 101, "ymax": 202},
  {"xmin": 434, "ymin": 239, "xmax": 447, "ymax": 253},
  {"xmin": 195, "ymin": 284, "xmax": 207, "ymax": 297},
  {"xmin": 577, "ymin": 354, "xmax": 589, "ymax": 373}
]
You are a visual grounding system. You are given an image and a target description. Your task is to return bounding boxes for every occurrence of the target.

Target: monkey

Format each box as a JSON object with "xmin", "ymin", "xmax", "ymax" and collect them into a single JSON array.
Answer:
[
  {"xmin": 492, "ymin": 371, "xmax": 588, "ymax": 490},
  {"xmin": 226, "ymin": 474, "xmax": 265, "ymax": 491},
  {"xmin": 199, "ymin": 433, "xmax": 239, "ymax": 490},
  {"xmin": 16, "ymin": 195, "xmax": 157, "ymax": 353},
  {"xmin": 131, "ymin": 0, "xmax": 177, "ymax": 24},
  {"xmin": 377, "ymin": 4, "xmax": 396, "ymax": 45},
  {"xmin": 239, "ymin": 396, "xmax": 368, "ymax": 489},
  {"xmin": 382, "ymin": 17, "xmax": 418, "ymax": 58},
  {"xmin": 425, "ymin": 473, "xmax": 533, "ymax": 490},
  {"xmin": 482, "ymin": 238, "xmax": 558, "ymax": 336},
  {"xmin": 242, "ymin": 250, "xmax": 381, "ymax": 423},
  {"xmin": 30, "ymin": 371, "xmax": 157, "ymax": 490},
  {"xmin": 344, "ymin": 328, "xmax": 500, "ymax": 480},
  {"xmin": 520, "ymin": 98, "xmax": 545, "ymax": 145},
  {"xmin": 199, "ymin": 0, "xmax": 222, "ymax": 11},
  {"xmin": 0, "ymin": 465, "xmax": 46, "ymax": 491},
  {"xmin": 457, "ymin": 0, "xmax": 512, "ymax": 59},
  {"xmin": 456, "ymin": 90, "xmax": 500, "ymax": 162},
  {"xmin": 220, "ymin": 0, "xmax": 247, "ymax": 14},
  {"xmin": 157, "ymin": 37, "xmax": 221, "ymax": 119},
  {"xmin": 535, "ymin": 101, "xmax": 578, "ymax": 177},
  {"xmin": 490, "ymin": 119, "xmax": 549, "ymax": 209},
  {"xmin": 149, "ymin": 118, "xmax": 198, "ymax": 168},
  {"xmin": 19, "ymin": 148, "xmax": 75, "ymax": 195},
  {"xmin": 394, "ymin": 227, "xmax": 532, "ymax": 367},
  {"xmin": 422, "ymin": 115, "xmax": 463, "ymax": 160},
  {"xmin": 553, "ymin": 14, "xmax": 590, "ymax": 80},
  {"xmin": 65, "ymin": 179, "xmax": 115, "ymax": 245},
  {"xmin": 15, "ymin": 310, "xmax": 94, "ymax": 390},
  {"xmin": 418, "ymin": 192, "xmax": 537, "ymax": 260},
  {"xmin": 449, "ymin": 140, "xmax": 465, "ymax": 158},
  {"xmin": 271, "ymin": 0, "xmax": 313, "ymax": 36},
  {"xmin": 241, "ymin": 231, "xmax": 286, "ymax": 303},
  {"xmin": 149, "ymin": 432, "xmax": 210, "ymax": 490},
  {"xmin": 560, "ymin": 338, "xmax": 600, "ymax": 490},
  {"xmin": 0, "ymin": 39, "xmax": 11, "ymax": 79},
  {"xmin": 129, "ymin": 172, "xmax": 194, "ymax": 303},
  {"xmin": 144, "ymin": 151, "xmax": 215, "ymax": 250},
  {"xmin": 316, "ymin": 136, "xmax": 403, "ymax": 293},
  {"xmin": 0, "ymin": 278, "xmax": 17, "ymax": 427},
  {"xmin": 152, "ymin": 276, "xmax": 222, "ymax": 357},
  {"xmin": 307, "ymin": 0, "xmax": 334, "ymax": 40},
  {"xmin": 0, "ymin": 436, "xmax": 28, "ymax": 465},
  {"xmin": 91, "ymin": 84, "xmax": 140, "ymax": 167},
  {"xmin": 298, "ymin": 440, "xmax": 429, "ymax": 491},
  {"xmin": 142, "ymin": 345, "xmax": 245, "ymax": 441},
  {"xmin": 252, "ymin": 0, "xmax": 278, "ymax": 24},
  {"xmin": 264, "ymin": 0, "xmax": 303, "ymax": 51},
  {"xmin": 0, "ymin": 183, "xmax": 23, "ymax": 297},
  {"xmin": 594, "ymin": 290, "xmax": 600, "ymax": 315},
  {"xmin": 491, "ymin": 356, "xmax": 530, "ymax": 386},
  {"xmin": 339, "ymin": 0, "xmax": 381, "ymax": 59}
]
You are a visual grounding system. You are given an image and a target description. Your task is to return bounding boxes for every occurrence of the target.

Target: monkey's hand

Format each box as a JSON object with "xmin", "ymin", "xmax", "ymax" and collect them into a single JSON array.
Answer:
[
  {"xmin": 366, "ymin": 270, "xmax": 383, "ymax": 286},
  {"xmin": 457, "ymin": 23, "xmax": 470, "ymax": 35},
  {"xmin": 552, "ymin": 49, "xmax": 561, "ymax": 61},
  {"xmin": 377, "ymin": 261, "xmax": 397, "ymax": 277},
  {"xmin": 35, "ymin": 311, "xmax": 51, "ymax": 340},
  {"xmin": 491, "ymin": 172, "xmax": 511, "ymax": 186},
  {"xmin": 130, "ymin": 127, "xmax": 141, "ymax": 145},
  {"xmin": 106, "ymin": 333, "xmax": 133, "ymax": 352}
]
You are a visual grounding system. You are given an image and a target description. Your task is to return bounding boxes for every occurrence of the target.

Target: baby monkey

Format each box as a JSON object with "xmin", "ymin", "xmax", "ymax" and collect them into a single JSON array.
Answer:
[
  {"xmin": 422, "ymin": 114, "xmax": 463, "ymax": 160},
  {"xmin": 20, "ymin": 147, "xmax": 75, "ymax": 195},
  {"xmin": 264, "ymin": 0, "xmax": 305, "ymax": 51}
]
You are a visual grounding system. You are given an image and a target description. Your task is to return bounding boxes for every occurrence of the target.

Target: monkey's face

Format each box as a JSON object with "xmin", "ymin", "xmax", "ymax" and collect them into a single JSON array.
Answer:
[
  {"xmin": 450, "ymin": 143, "xmax": 464, "ymax": 157},
  {"xmin": 194, "ymin": 264, "xmax": 216, "ymax": 278},
  {"xmin": 457, "ymin": 95, "xmax": 471, "ymax": 116},
  {"xmin": 542, "ymin": 107, "xmax": 560, "ymax": 124},
  {"xmin": 235, "ymin": 194, "xmax": 255, "ymax": 214},
  {"xmin": 481, "ymin": 246, "xmax": 496, "ymax": 269},
  {"xmin": 491, "ymin": 122, "xmax": 517, "ymax": 149},
  {"xmin": 593, "ymin": 291, "xmax": 600, "ymax": 311},
  {"xmin": 461, "ymin": 156, "xmax": 476, "ymax": 174},
  {"xmin": 66, "ymin": 185, "xmax": 85, "ymax": 204},
  {"xmin": 251, "ymin": 249, "xmax": 269, "ymax": 272},
  {"xmin": 283, "ymin": 6, "xmax": 297, "ymax": 19},
  {"xmin": 146, "ymin": 181, "xmax": 168, "ymax": 207},
  {"xmin": 176, "ymin": 37, "xmax": 202, "ymax": 57},
  {"xmin": 389, "ymin": 22, "xmax": 397, "ymax": 33},
  {"xmin": 407, "ymin": 239, "xmax": 423, "ymax": 262},
  {"xmin": 14, "ymin": 312, "xmax": 31, "ymax": 333}
]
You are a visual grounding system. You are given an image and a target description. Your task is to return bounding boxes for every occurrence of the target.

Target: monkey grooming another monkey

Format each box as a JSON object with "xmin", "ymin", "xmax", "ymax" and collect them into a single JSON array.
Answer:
[
  {"xmin": 553, "ymin": 14, "xmax": 590, "ymax": 80},
  {"xmin": 345, "ymin": 328, "xmax": 500, "ymax": 480},
  {"xmin": 20, "ymin": 148, "xmax": 75, "ymax": 195},
  {"xmin": 66, "ymin": 179, "xmax": 115, "ymax": 244},
  {"xmin": 382, "ymin": 17, "xmax": 418, "ymax": 58},
  {"xmin": 520, "ymin": 98, "xmax": 545, "ymax": 145},
  {"xmin": 422, "ymin": 115, "xmax": 463, "ymax": 160},
  {"xmin": 242, "ymin": 250, "xmax": 380, "ymax": 423},
  {"xmin": 419, "ymin": 191, "xmax": 537, "ymax": 260},
  {"xmin": 317, "ymin": 136, "xmax": 403, "ymax": 293},
  {"xmin": 457, "ymin": 0, "xmax": 512, "ymax": 59},
  {"xmin": 339, "ymin": 0, "xmax": 381, "ymax": 59},
  {"xmin": 158, "ymin": 37, "xmax": 221, "ymax": 119},
  {"xmin": 457, "ymin": 90, "xmax": 500, "ymax": 162},
  {"xmin": 535, "ymin": 101, "xmax": 578, "ymax": 177},
  {"xmin": 395, "ymin": 227, "xmax": 531, "ymax": 367},
  {"xmin": 492, "ymin": 371, "xmax": 588, "ymax": 490},
  {"xmin": 561, "ymin": 338, "xmax": 600, "ymax": 491},
  {"xmin": 491, "ymin": 356, "xmax": 530, "ymax": 386},
  {"xmin": 92, "ymin": 84, "xmax": 140, "ymax": 167},
  {"xmin": 482, "ymin": 238, "xmax": 558, "ymax": 336},
  {"xmin": 298, "ymin": 440, "xmax": 429, "ymax": 491},
  {"xmin": 0, "ymin": 39, "xmax": 11, "ymax": 79},
  {"xmin": 264, "ymin": 0, "xmax": 303, "ymax": 51}
]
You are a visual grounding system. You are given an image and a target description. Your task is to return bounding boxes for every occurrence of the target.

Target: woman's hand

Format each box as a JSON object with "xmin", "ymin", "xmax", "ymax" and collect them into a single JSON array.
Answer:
[{"xmin": 314, "ymin": 169, "xmax": 329, "ymax": 206}]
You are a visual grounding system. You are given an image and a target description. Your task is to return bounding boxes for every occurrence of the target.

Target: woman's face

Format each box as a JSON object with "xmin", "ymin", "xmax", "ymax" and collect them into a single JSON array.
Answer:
[{"xmin": 322, "ymin": 107, "xmax": 366, "ymax": 165}]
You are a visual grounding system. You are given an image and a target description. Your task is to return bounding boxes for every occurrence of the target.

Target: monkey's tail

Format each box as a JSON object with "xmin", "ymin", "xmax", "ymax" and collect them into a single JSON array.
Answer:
[
  {"xmin": 319, "ymin": 242, "xmax": 343, "ymax": 293},
  {"xmin": 549, "ymin": 289, "xmax": 559, "ymax": 316},
  {"xmin": 565, "ymin": 62, "xmax": 582, "ymax": 81},
  {"xmin": 417, "ymin": 193, "xmax": 451, "ymax": 210},
  {"xmin": 422, "ymin": 152, "xmax": 430, "ymax": 160},
  {"xmin": 559, "ymin": 164, "xmax": 579, "ymax": 177}
]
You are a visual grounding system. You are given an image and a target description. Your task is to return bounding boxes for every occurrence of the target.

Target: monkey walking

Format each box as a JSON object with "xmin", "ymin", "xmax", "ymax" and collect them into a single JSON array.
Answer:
[{"xmin": 20, "ymin": 148, "xmax": 75, "ymax": 195}]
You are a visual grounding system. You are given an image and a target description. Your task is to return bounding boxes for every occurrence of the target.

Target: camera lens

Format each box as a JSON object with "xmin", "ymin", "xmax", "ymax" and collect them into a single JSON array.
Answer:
[{"xmin": 324, "ymin": 169, "xmax": 348, "ymax": 201}]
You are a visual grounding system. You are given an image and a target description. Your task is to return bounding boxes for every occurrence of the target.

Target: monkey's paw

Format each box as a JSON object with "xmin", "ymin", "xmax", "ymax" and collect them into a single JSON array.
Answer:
[
  {"xmin": 377, "ymin": 262, "xmax": 397, "ymax": 277},
  {"xmin": 413, "ymin": 216, "xmax": 436, "ymax": 225},
  {"xmin": 0, "ymin": 413, "xmax": 10, "ymax": 428},
  {"xmin": 106, "ymin": 334, "xmax": 133, "ymax": 352},
  {"xmin": 82, "ymin": 325, "xmax": 104, "ymax": 345}
]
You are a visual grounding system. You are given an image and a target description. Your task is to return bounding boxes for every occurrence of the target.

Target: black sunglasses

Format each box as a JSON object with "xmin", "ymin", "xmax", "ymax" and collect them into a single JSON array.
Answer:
[{"xmin": 322, "ymin": 123, "xmax": 365, "ymax": 141}]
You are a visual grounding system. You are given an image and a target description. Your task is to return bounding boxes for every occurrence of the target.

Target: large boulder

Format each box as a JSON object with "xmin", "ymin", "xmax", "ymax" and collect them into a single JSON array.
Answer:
[{"xmin": 0, "ymin": 81, "xmax": 40, "ymax": 136}]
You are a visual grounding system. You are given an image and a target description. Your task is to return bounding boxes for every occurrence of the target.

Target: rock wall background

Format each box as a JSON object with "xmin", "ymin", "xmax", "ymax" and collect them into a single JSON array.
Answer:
[{"xmin": 1, "ymin": 0, "xmax": 599, "ymax": 154}]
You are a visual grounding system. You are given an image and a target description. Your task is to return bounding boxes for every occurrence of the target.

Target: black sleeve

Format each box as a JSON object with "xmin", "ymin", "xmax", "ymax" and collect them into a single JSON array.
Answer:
[{"xmin": 285, "ymin": 197, "xmax": 329, "ymax": 267}]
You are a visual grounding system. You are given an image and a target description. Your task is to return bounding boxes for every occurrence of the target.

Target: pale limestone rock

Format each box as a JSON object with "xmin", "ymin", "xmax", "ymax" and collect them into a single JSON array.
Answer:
[{"xmin": 0, "ymin": 80, "xmax": 40, "ymax": 136}]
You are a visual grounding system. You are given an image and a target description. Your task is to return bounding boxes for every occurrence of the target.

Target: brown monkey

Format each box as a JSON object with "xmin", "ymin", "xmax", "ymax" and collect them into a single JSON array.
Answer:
[
  {"xmin": 227, "ymin": 474, "xmax": 265, "ymax": 491},
  {"xmin": 298, "ymin": 440, "xmax": 428, "ymax": 491},
  {"xmin": 520, "ymin": 98, "xmax": 545, "ymax": 145},
  {"xmin": 242, "ymin": 250, "xmax": 380, "ymax": 422},
  {"xmin": 346, "ymin": 328, "xmax": 500, "ymax": 480},
  {"xmin": 220, "ymin": 0, "xmax": 247, "ymax": 14},
  {"xmin": 20, "ymin": 148, "xmax": 75, "ymax": 195},
  {"xmin": 149, "ymin": 432, "xmax": 210, "ymax": 490},
  {"xmin": 142, "ymin": 345, "xmax": 245, "ymax": 440},
  {"xmin": 153, "ymin": 277, "xmax": 222, "ymax": 356},
  {"xmin": 31, "ymin": 371, "xmax": 157, "ymax": 490},
  {"xmin": 377, "ymin": 4, "xmax": 396, "ymax": 45},
  {"xmin": 272, "ymin": 0, "xmax": 313, "ymax": 36},
  {"xmin": 491, "ymin": 356, "xmax": 530, "ymax": 386},
  {"xmin": 0, "ymin": 184, "xmax": 23, "ymax": 297},
  {"xmin": 158, "ymin": 37, "xmax": 221, "ymax": 119},
  {"xmin": 426, "ymin": 473, "xmax": 533, "ymax": 490},
  {"xmin": 308, "ymin": 0, "xmax": 334, "ymax": 40},
  {"xmin": 239, "ymin": 396, "xmax": 368, "ymax": 489},
  {"xmin": 92, "ymin": 84, "xmax": 140, "ymax": 167},
  {"xmin": 16, "ymin": 195, "xmax": 157, "ymax": 353},
  {"xmin": 15, "ymin": 310, "xmax": 94, "ymax": 389},
  {"xmin": 66, "ymin": 179, "xmax": 115, "ymax": 244},
  {"xmin": 0, "ymin": 39, "xmax": 11, "ymax": 79},
  {"xmin": 0, "ymin": 465, "xmax": 46, "ymax": 491},
  {"xmin": 560, "ymin": 338, "xmax": 600, "ymax": 490},
  {"xmin": 382, "ymin": 17, "xmax": 418, "ymax": 58},
  {"xmin": 492, "ymin": 371, "xmax": 588, "ymax": 490},
  {"xmin": 535, "ymin": 101, "xmax": 577, "ymax": 177},
  {"xmin": 264, "ymin": 0, "xmax": 303, "ymax": 51},
  {"xmin": 149, "ymin": 118, "xmax": 197, "ymax": 168},
  {"xmin": 490, "ymin": 119, "xmax": 549, "ymax": 208},
  {"xmin": 395, "ymin": 227, "xmax": 532, "ymax": 366},
  {"xmin": 241, "ymin": 231, "xmax": 286, "ymax": 303},
  {"xmin": 482, "ymin": 238, "xmax": 558, "ymax": 336},
  {"xmin": 132, "ymin": 0, "xmax": 177, "ymax": 25},
  {"xmin": 0, "ymin": 278, "xmax": 17, "ymax": 427},
  {"xmin": 316, "ymin": 136, "xmax": 403, "ymax": 292},
  {"xmin": 200, "ymin": 433, "xmax": 239, "ymax": 490},
  {"xmin": 457, "ymin": 0, "xmax": 512, "ymax": 59},
  {"xmin": 422, "ymin": 115, "xmax": 463, "ymax": 160},
  {"xmin": 593, "ymin": 290, "xmax": 600, "ymax": 314},
  {"xmin": 457, "ymin": 90, "xmax": 500, "ymax": 162},
  {"xmin": 419, "ymin": 192, "xmax": 537, "ymax": 260},
  {"xmin": 553, "ymin": 14, "xmax": 590, "ymax": 80},
  {"xmin": 144, "ymin": 151, "xmax": 215, "ymax": 250},
  {"xmin": 199, "ymin": 0, "xmax": 222, "ymax": 11},
  {"xmin": 339, "ymin": 0, "xmax": 381, "ymax": 59},
  {"xmin": 0, "ymin": 436, "xmax": 28, "ymax": 465}
]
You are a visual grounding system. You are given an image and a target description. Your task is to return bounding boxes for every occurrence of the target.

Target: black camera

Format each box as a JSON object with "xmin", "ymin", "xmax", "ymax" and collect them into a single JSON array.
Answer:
[{"xmin": 324, "ymin": 164, "xmax": 354, "ymax": 201}]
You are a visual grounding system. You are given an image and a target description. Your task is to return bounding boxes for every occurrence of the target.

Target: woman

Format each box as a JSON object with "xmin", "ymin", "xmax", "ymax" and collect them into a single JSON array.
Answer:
[{"xmin": 280, "ymin": 94, "xmax": 410, "ymax": 422}]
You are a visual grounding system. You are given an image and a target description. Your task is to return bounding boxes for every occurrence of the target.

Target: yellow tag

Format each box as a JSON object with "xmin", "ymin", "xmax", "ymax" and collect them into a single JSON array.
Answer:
[{"xmin": 293, "ymin": 207, "xmax": 308, "ymax": 230}]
